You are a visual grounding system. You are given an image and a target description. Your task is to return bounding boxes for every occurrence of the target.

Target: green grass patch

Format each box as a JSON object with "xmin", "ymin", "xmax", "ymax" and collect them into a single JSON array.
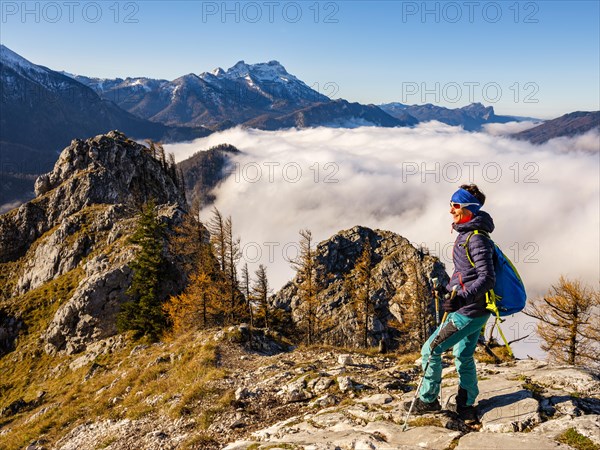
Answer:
[
  {"xmin": 409, "ymin": 416, "xmax": 444, "ymax": 427},
  {"xmin": 556, "ymin": 428, "xmax": 599, "ymax": 450}
]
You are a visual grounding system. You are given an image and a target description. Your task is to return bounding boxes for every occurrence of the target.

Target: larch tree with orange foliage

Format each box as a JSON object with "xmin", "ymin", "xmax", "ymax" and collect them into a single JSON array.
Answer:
[{"xmin": 525, "ymin": 276, "xmax": 599, "ymax": 367}]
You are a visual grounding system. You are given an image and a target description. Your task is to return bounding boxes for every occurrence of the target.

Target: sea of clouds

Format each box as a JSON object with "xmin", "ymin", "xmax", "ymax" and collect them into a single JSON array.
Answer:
[{"xmin": 165, "ymin": 122, "xmax": 599, "ymax": 358}]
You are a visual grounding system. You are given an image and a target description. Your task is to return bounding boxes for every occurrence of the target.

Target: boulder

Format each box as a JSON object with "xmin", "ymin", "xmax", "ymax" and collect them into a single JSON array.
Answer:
[
  {"xmin": 455, "ymin": 432, "xmax": 573, "ymax": 449},
  {"xmin": 476, "ymin": 378, "xmax": 541, "ymax": 432}
]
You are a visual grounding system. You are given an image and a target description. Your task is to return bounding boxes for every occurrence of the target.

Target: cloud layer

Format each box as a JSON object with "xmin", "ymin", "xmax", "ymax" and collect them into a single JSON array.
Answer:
[{"xmin": 165, "ymin": 124, "xmax": 599, "ymax": 358}]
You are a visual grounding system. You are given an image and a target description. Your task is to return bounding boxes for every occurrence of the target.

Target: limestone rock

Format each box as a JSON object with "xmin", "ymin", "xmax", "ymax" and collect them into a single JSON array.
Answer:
[
  {"xmin": 477, "ymin": 378, "xmax": 541, "ymax": 432},
  {"xmin": 43, "ymin": 262, "xmax": 133, "ymax": 355},
  {"xmin": 357, "ymin": 394, "xmax": 393, "ymax": 405},
  {"xmin": 526, "ymin": 366, "xmax": 600, "ymax": 397},
  {"xmin": 532, "ymin": 414, "xmax": 600, "ymax": 446},
  {"xmin": 1, "ymin": 131, "xmax": 185, "ymax": 264},
  {"xmin": 1, "ymin": 131, "xmax": 190, "ymax": 355},
  {"xmin": 455, "ymin": 432, "xmax": 573, "ymax": 449},
  {"xmin": 338, "ymin": 354, "xmax": 354, "ymax": 366},
  {"xmin": 0, "ymin": 310, "xmax": 23, "ymax": 356},
  {"xmin": 337, "ymin": 376, "xmax": 354, "ymax": 393},
  {"xmin": 272, "ymin": 226, "xmax": 449, "ymax": 349}
]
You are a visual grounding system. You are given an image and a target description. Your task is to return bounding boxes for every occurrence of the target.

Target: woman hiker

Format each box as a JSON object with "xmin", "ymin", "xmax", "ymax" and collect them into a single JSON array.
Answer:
[{"xmin": 403, "ymin": 184, "xmax": 494, "ymax": 421}]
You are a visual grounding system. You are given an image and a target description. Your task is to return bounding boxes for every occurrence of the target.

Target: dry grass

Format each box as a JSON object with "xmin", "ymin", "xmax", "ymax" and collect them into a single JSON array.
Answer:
[
  {"xmin": 179, "ymin": 432, "xmax": 221, "ymax": 449},
  {"xmin": 395, "ymin": 352, "xmax": 421, "ymax": 366},
  {"xmin": 409, "ymin": 416, "xmax": 444, "ymax": 427},
  {"xmin": 474, "ymin": 344, "xmax": 514, "ymax": 364},
  {"xmin": 0, "ymin": 330, "xmax": 226, "ymax": 450}
]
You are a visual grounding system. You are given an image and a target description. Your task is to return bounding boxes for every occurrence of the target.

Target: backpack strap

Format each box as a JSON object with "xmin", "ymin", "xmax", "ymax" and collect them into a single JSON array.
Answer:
[{"xmin": 463, "ymin": 230, "xmax": 514, "ymax": 358}]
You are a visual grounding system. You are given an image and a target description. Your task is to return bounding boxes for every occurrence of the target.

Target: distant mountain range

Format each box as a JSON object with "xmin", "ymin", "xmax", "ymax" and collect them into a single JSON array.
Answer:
[
  {"xmin": 513, "ymin": 110, "xmax": 600, "ymax": 144},
  {"xmin": 379, "ymin": 102, "xmax": 524, "ymax": 131},
  {"xmin": 1, "ymin": 44, "xmax": 598, "ymax": 211},
  {"xmin": 68, "ymin": 62, "xmax": 518, "ymax": 132},
  {"xmin": 67, "ymin": 60, "xmax": 331, "ymax": 128},
  {"xmin": 0, "ymin": 45, "xmax": 209, "ymax": 174}
]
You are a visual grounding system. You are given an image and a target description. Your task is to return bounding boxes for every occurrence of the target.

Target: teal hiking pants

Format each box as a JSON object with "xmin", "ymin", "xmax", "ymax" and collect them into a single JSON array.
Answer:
[{"xmin": 419, "ymin": 311, "xmax": 490, "ymax": 406}]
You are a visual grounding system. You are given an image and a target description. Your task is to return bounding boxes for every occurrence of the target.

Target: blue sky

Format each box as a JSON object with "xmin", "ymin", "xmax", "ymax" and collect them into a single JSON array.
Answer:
[{"xmin": 1, "ymin": 0, "xmax": 599, "ymax": 118}]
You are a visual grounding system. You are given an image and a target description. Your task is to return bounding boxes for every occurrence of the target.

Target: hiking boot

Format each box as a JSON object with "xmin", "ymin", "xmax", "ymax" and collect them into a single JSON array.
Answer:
[
  {"xmin": 402, "ymin": 397, "xmax": 442, "ymax": 415},
  {"xmin": 448, "ymin": 402, "xmax": 479, "ymax": 421},
  {"xmin": 449, "ymin": 387, "xmax": 479, "ymax": 421}
]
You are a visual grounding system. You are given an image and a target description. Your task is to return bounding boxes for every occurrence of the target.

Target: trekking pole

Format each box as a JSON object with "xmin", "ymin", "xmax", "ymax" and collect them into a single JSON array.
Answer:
[
  {"xmin": 431, "ymin": 278, "xmax": 441, "ymax": 327},
  {"xmin": 402, "ymin": 286, "xmax": 457, "ymax": 432},
  {"xmin": 430, "ymin": 278, "xmax": 443, "ymax": 405}
]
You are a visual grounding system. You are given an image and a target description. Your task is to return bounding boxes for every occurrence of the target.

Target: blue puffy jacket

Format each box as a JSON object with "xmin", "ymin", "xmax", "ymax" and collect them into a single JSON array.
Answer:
[{"xmin": 445, "ymin": 210, "xmax": 495, "ymax": 318}]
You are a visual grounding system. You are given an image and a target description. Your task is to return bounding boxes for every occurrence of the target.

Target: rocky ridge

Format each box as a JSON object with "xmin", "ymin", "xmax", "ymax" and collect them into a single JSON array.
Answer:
[
  {"xmin": 177, "ymin": 143, "xmax": 241, "ymax": 208},
  {"xmin": 274, "ymin": 225, "xmax": 449, "ymax": 349},
  {"xmin": 0, "ymin": 44, "xmax": 210, "ymax": 210},
  {"xmin": 0, "ymin": 131, "xmax": 188, "ymax": 355},
  {"xmin": 513, "ymin": 110, "xmax": 600, "ymax": 144}
]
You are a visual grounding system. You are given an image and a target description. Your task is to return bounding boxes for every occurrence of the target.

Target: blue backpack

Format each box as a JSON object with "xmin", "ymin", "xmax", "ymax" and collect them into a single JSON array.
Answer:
[{"xmin": 465, "ymin": 230, "xmax": 527, "ymax": 356}]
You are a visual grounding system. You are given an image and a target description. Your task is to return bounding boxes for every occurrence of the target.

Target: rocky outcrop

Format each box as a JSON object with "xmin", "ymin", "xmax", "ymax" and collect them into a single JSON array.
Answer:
[
  {"xmin": 42, "ymin": 253, "xmax": 134, "ymax": 355},
  {"xmin": 0, "ymin": 131, "xmax": 189, "ymax": 355},
  {"xmin": 273, "ymin": 225, "xmax": 449, "ymax": 348},
  {"xmin": 1, "ymin": 131, "xmax": 185, "ymax": 264},
  {"xmin": 6, "ymin": 323, "xmax": 600, "ymax": 450},
  {"xmin": 223, "ymin": 358, "xmax": 600, "ymax": 450}
]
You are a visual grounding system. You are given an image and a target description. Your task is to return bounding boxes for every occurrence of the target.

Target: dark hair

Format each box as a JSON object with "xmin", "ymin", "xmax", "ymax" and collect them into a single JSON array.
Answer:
[{"xmin": 460, "ymin": 184, "xmax": 486, "ymax": 205}]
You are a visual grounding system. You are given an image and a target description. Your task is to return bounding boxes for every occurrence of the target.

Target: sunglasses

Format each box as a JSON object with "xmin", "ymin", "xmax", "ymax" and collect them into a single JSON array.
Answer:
[{"xmin": 450, "ymin": 202, "xmax": 479, "ymax": 209}]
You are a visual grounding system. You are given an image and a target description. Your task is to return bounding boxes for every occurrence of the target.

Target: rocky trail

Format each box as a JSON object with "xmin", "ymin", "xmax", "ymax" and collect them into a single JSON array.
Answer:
[{"xmin": 44, "ymin": 331, "xmax": 600, "ymax": 450}]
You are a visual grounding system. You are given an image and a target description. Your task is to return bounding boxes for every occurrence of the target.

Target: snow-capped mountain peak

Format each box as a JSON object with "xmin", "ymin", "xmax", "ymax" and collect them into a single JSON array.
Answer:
[
  {"xmin": 224, "ymin": 60, "xmax": 251, "ymax": 79},
  {"xmin": 0, "ymin": 44, "xmax": 49, "ymax": 76},
  {"xmin": 220, "ymin": 59, "xmax": 296, "ymax": 83}
]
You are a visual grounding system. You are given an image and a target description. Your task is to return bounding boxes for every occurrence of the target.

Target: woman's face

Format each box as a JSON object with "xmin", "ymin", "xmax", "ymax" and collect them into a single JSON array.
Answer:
[{"xmin": 450, "ymin": 203, "xmax": 473, "ymax": 224}]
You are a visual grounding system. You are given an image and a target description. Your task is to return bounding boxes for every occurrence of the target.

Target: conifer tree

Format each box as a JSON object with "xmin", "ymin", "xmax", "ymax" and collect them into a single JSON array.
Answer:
[
  {"xmin": 169, "ymin": 205, "xmax": 210, "ymax": 277},
  {"xmin": 252, "ymin": 264, "xmax": 271, "ymax": 329},
  {"xmin": 208, "ymin": 207, "xmax": 227, "ymax": 272},
  {"xmin": 164, "ymin": 209, "xmax": 228, "ymax": 332},
  {"xmin": 178, "ymin": 166, "xmax": 187, "ymax": 202},
  {"xmin": 168, "ymin": 152, "xmax": 178, "ymax": 186},
  {"xmin": 346, "ymin": 240, "xmax": 375, "ymax": 348},
  {"xmin": 158, "ymin": 143, "xmax": 167, "ymax": 171},
  {"xmin": 224, "ymin": 216, "xmax": 243, "ymax": 322},
  {"xmin": 117, "ymin": 199, "xmax": 167, "ymax": 340},
  {"xmin": 241, "ymin": 263, "xmax": 254, "ymax": 328},
  {"xmin": 145, "ymin": 139, "xmax": 157, "ymax": 159},
  {"xmin": 164, "ymin": 271, "xmax": 221, "ymax": 332},
  {"xmin": 525, "ymin": 276, "xmax": 599, "ymax": 367},
  {"xmin": 399, "ymin": 261, "xmax": 433, "ymax": 351},
  {"xmin": 290, "ymin": 229, "xmax": 322, "ymax": 345}
]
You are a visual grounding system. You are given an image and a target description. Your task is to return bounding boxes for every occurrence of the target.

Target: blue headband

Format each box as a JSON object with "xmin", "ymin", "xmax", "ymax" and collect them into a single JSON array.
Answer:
[{"xmin": 451, "ymin": 188, "xmax": 482, "ymax": 214}]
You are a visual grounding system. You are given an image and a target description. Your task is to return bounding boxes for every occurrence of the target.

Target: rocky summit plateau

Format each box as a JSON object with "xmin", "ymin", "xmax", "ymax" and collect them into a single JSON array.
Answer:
[
  {"xmin": 0, "ymin": 130, "xmax": 598, "ymax": 450},
  {"xmin": 4, "ymin": 329, "xmax": 599, "ymax": 450}
]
